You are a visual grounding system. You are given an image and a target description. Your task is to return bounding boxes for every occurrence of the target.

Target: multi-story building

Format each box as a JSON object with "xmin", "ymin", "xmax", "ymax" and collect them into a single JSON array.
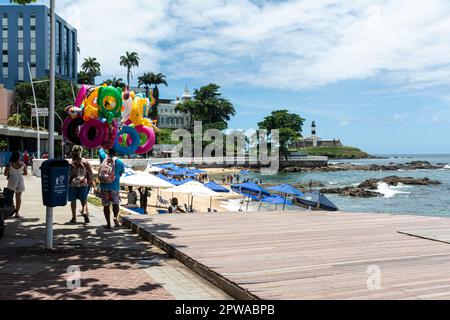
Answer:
[
  {"xmin": 157, "ymin": 87, "xmax": 192, "ymax": 130},
  {"xmin": 0, "ymin": 4, "xmax": 78, "ymax": 92},
  {"xmin": 0, "ymin": 4, "xmax": 76, "ymax": 153}
]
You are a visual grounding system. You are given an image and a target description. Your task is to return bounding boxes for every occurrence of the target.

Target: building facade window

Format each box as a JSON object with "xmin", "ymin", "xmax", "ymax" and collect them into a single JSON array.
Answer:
[
  {"xmin": 72, "ymin": 30, "xmax": 76, "ymax": 78},
  {"xmin": 18, "ymin": 62, "xmax": 24, "ymax": 81},
  {"xmin": 64, "ymin": 26, "xmax": 69, "ymax": 76}
]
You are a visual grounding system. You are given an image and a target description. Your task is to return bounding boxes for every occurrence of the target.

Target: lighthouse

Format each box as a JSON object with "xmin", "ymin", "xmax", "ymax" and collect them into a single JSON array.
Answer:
[
  {"xmin": 312, "ymin": 121, "xmax": 317, "ymax": 137},
  {"xmin": 311, "ymin": 121, "xmax": 318, "ymax": 147}
]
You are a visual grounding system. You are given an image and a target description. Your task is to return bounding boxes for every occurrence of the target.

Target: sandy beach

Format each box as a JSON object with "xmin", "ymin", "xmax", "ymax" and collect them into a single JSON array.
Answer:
[{"xmin": 118, "ymin": 185, "xmax": 245, "ymax": 215}]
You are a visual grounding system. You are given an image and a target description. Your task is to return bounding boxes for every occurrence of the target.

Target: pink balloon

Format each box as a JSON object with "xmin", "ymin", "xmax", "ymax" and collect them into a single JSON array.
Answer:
[{"xmin": 74, "ymin": 85, "xmax": 87, "ymax": 108}]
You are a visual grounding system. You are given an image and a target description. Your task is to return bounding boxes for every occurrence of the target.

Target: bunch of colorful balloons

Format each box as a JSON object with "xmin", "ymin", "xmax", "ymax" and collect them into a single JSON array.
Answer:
[{"xmin": 63, "ymin": 84, "xmax": 158, "ymax": 155}]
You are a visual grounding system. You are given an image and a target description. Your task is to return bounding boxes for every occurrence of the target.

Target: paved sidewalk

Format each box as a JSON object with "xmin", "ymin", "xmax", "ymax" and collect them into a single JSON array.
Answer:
[{"xmin": 0, "ymin": 175, "xmax": 231, "ymax": 300}]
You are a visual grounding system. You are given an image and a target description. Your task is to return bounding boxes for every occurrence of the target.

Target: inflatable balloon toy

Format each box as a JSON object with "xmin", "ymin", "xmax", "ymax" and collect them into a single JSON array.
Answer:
[
  {"xmin": 113, "ymin": 125, "xmax": 141, "ymax": 155},
  {"xmin": 82, "ymin": 86, "xmax": 100, "ymax": 122},
  {"xmin": 121, "ymin": 90, "xmax": 133, "ymax": 125},
  {"xmin": 64, "ymin": 84, "xmax": 88, "ymax": 119},
  {"xmin": 97, "ymin": 86, "xmax": 123, "ymax": 125},
  {"xmin": 79, "ymin": 118, "xmax": 105, "ymax": 149},
  {"xmin": 127, "ymin": 94, "xmax": 157, "ymax": 154},
  {"xmin": 62, "ymin": 117, "xmax": 84, "ymax": 146},
  {"xmin": 63, "ymin": 85, "xmax": 89, "ymax": 143},
  {"xmin": 74, "ymin": 85, "xmax": 88, "ymax": 108},
  {"xmin": 102, "ymin": 119, "xmax": 119, "ymax": 150}
]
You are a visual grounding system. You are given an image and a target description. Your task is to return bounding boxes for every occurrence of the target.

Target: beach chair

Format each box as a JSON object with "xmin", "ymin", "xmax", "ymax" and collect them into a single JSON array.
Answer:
[{"xmin": 157, "ymin": 196, "xmax": 170, "ymax": 207}]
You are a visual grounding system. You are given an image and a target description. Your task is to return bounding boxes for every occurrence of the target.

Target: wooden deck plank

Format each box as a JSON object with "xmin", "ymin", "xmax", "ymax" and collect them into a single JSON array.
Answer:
[{"xmin": 123, "ymin": 211, "xmax": 450, "ymax": 299}]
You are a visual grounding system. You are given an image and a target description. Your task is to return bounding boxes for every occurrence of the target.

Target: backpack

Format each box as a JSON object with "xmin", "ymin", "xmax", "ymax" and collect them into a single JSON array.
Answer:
[{"xmin": 99, "ymin": 157, "xmax": 116, "ymax": 184}]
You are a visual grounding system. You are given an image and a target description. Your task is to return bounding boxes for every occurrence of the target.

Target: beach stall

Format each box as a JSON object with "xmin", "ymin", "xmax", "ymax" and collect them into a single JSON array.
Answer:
[{"xmin": 268, "ymin": 184, "xmax": 304, "ymax": 210}]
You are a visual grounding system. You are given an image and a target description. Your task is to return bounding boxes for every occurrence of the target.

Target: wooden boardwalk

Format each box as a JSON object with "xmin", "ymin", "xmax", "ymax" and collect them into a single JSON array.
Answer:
[{"xmin": 123, "ymin": 211, "xmax": 450, "ymax": 300}]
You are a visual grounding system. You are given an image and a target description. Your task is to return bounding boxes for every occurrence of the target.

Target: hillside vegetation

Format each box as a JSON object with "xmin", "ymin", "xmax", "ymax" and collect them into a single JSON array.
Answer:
[{"xmin": 298, "ymin": 146, "xmax": 371, "ymax": 159}]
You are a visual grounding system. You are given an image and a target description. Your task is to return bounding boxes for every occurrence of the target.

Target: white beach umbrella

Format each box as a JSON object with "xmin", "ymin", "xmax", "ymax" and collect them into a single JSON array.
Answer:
[
  {"xmin": 120, "ymin": 171, "xmax": 174, "ymax": 188},
  {"xmin": 166, "ymin": 181, "xmax": 218, "ymax": 211},
  {"xmin": 145, "ymin": 162, "xmax": 164, "ymax": 173}
]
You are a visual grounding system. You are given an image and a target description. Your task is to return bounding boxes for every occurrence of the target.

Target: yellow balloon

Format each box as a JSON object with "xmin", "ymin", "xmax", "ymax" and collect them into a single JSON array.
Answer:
[
  {"xmin": 83, "ymin": 103, "xmax": 98, "ymax": 122},
  {"xmin": 130, "ymin": 96, "xmax": 149, "ymax": 127}
]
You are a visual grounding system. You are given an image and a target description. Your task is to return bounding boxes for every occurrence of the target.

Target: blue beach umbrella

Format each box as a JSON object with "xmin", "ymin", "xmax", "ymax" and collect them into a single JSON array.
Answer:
[
  {"xmin": 231, "ymin": 182, "xmax": 271, "ymax": 211},
  {"xmin": 205, "ymin": 181, "xmax": 230, "ymax": 193},
  {"xmin": 189, "ymin": 168, "xmax": 206, "ymax": 174},
  {"xmin": 156, "ymin": 173, "xmax": 172, "ymax": 183},
  {"xmin": 268, "ymin": 184, "xmax": 304, "ymax": 197},
  {"xmin": 259, "ymin": 195, "xmax": 293, "ymax": 211},
  {"xmin": 268, "ymin": 184, "xmax": 305, "ymax": 210}
]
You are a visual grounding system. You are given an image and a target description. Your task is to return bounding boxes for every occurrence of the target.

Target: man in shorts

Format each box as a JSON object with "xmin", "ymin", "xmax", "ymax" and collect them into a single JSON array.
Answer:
[
  {"xmin": 99, "ymin": 148, "xmax": 125, "ymax": 230},
  {"xmin": 68, "ymin": 145, "xmax": 93, "ymax": 224}
]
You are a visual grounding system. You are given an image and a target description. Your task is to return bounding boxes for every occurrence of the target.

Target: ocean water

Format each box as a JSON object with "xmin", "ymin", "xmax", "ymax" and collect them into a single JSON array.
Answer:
[{"xmin": 247, "ymin": 155, "xmax": 450, "ymax": 217}]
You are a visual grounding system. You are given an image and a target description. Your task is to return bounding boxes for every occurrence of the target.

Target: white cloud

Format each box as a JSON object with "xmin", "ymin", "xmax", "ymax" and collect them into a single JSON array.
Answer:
[
  {"xmin": 339, "ymin": 120, "xmax": 350, "ymax": 127},
  {"xmin": 49, "ymin": 0, "xmax": 450, "ymax": 92},
  {"xmin": 393, "ymin": 114, "xmax": 407, "ymax": 121}
]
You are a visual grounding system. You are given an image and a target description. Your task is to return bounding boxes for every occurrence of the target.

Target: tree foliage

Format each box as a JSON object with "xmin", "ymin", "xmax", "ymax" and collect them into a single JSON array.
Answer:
[
  {"xmin": 14, "ymin": 78, "xmax": 74, "ymax": 133},
  {"xmin": 103, "ymin": 77, "xmax": 126, "ymax": 89},
  {"xmin": 81, "ymin": 57, "xmax": 101, "ymax": 85},
  {"xmin": 9, "ymin": 0, "xmax": 37, "ymax": 4},
  {"xmin": 258, "ymin": 110, "xmax": 305, "ymax": 158},
  {"xmin": 176, "ymin": 83, "xmax": 236, "ymax": 131},
  {"xmin": 120, "ymin": 51, "xmax": 140, "ymax": 87}
]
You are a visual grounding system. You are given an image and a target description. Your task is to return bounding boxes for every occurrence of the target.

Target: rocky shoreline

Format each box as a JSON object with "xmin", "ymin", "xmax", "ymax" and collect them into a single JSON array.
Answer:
[
  {"xmin": 320, "ymin": 176, "xmax": 442, "ymax": 198},
  {"xmin": 283, "ymin": 161, "xmax": 447, "ymax": 173}
]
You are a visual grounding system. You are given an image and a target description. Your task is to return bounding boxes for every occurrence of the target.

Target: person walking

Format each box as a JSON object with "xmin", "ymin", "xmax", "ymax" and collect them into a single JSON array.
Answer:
[
  {"xmin": 98, "ymin": 148, "xmax": 125, "ymax": 230},
  {"xmin": 68, "ymin": 146, "xmax": 93, "ymax": 224},
  {"xmin": 4, "ymin": 151, "xmax": 27, "ymax": 218},
  {"xmin": 138, "ymin": 187, "xmax": 150, "ymax": 214},
  {"xmin": 23, "ymin": 151, "xmax": 29, "ymax": 168}
]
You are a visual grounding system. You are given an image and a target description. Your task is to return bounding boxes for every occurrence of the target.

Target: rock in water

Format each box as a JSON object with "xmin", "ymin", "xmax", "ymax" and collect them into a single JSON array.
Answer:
[{"xmin": 321, "ymin": 176, "xmax": 441, "ymax": 198}]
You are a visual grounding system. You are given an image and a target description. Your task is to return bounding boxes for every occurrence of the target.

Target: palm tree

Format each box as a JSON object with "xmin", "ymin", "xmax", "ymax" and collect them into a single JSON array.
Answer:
[
  {"xmin": 81, "ymin": 57, "xmax": 101, "ymax": 85},
  {"xmin": 138, "ymin": 73, "xmax": 153, "ymax": 98},
  {"xmin": 120, "ymin": 52, "xmax": 140, "ymax": 88},
  {"xmin": 103, "ymin": 77, "xmax": 126, "ymax": 89},
  {"xmin": 149, "ymin": 72, "xmax": 168, "ymax": 103},
  {"xmin": 138, "ymin": 72, "xmax": 168, "ymax": 120}
]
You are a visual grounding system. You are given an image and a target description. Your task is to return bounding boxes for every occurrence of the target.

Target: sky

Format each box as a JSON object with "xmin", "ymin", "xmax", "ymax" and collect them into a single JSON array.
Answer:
[{"xmin": 5, "ymin": 0, "xmax": 450, "ymax": 154}]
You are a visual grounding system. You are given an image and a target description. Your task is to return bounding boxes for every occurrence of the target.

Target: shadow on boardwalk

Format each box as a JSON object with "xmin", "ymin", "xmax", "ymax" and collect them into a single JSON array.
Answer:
[{"xmin": 0, "ymin": 218, "xmax": 182, "ymax": 300}]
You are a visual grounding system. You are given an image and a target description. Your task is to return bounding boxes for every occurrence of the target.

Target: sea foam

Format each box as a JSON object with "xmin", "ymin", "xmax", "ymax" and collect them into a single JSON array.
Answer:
[{"xmin": 376, "ymin": 183, "xmax": 411, "ymax": 198}]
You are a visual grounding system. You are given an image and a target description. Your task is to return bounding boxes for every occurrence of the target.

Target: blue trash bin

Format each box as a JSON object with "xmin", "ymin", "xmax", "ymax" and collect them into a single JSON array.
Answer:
[{"xmin": 40, "ymin": 160, "xmax": 70, "ymax": 207}]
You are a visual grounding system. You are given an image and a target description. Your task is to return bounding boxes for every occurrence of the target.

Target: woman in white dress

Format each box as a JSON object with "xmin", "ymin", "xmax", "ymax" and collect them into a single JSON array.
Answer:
[{"xmin": 4, "ymin": 151, "xmax": 28, "ymax": 218}]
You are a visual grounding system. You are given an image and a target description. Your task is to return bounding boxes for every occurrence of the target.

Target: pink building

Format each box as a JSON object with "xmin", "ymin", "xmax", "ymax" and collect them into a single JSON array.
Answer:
[{"xmin": 0, "ymin": 84, "xmax": 14, "ymax": 124}]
